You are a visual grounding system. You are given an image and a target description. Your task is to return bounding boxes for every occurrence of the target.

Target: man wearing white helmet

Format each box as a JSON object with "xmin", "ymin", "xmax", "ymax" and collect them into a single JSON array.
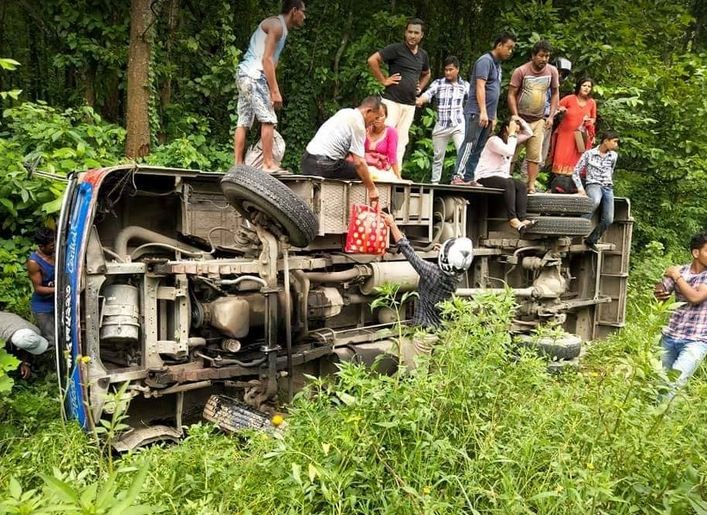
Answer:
[
  {"xmin": 1, "ymin": 311, "xmax": 50, "ymax": 379},
  {"xmin": 381, "ymin": 213, "xmax": 473, "ymax": 328}
]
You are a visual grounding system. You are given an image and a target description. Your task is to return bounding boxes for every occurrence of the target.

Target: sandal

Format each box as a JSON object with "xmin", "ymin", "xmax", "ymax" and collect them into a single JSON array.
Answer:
[{"xmin": 518, "ymin": 219, "xmax": 538, "ymax": 235}]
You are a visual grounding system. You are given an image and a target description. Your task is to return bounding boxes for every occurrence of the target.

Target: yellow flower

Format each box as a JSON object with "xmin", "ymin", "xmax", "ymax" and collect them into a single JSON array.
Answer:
[
  {"xmin": 586, "ymin": 462, "xmax": 594, "ymax": 470},
  {"xmin": 80, "ymin": 355, "xmax": 91, "ymax": 364},
  {"xmin": 422, "ymin": 486, "xmax": 432, "ymax": 496},
  {"xmin": 271, "ymin": 414, "xmax": 284, "ymax": 427}
]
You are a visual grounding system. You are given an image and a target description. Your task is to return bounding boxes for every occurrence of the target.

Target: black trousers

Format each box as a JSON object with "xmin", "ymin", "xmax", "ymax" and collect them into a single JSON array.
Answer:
[
  {"xmin": 300, "ymin": 151, "xmax": 358, "ymax": 180},
  {"xmin": 478, "ymin": 176, "xmax": 528, "ymax": 221}
]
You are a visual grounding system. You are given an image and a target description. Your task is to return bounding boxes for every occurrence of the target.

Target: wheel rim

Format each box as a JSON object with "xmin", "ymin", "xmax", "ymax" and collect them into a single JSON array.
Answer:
[{"xmin": 238, "ymin": 199, "xmax": 289, "ymax": 239}]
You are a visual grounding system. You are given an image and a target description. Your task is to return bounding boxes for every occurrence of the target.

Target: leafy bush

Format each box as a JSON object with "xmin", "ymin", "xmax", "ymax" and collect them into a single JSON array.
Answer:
[
  {"xmin": 0, "ymin": 347, "xmax": 20, "ymax": 395},
  {"xmin": 1, "ymin": 466, "xmax": 160, "ymax": 514},
  {"xmin": 3, "ymin": 289, "xmax": 703, "ymax": 513},
  {"xmin": 146, "ymin": 114, "xmax": 232, "ymax": 171},
  {"xmin": 3, "ymin": 101, "xmax": 126, "ymax": 174},
  {"xmin": 0, "ymin": 58, "xmax": 22, "ymax": 101},
  {"xmin": 0, "ymin": 144, "xmax": 64, "ymax": 233},
  {"xmin": 0, "ymin": 101, "xmax": 126, "ymax": 238},
  {"xmin": 0, "ymin": 236, "xmax": 33, "ymax": 316}
]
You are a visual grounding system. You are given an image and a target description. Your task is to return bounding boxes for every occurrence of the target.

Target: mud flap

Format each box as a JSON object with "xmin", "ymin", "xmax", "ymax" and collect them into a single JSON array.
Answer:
[{"xmin": 203, "ymin": 394, "xmax": 274, "ymax": 433}]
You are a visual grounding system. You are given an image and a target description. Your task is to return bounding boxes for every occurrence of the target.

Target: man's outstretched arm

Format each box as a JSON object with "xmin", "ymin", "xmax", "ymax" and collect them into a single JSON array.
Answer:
[
  {"xmin": 351, "ymin": 154, "xmax": 380, "ymax": 204},
  {"xmin": 381, "ymin": 213, "xmax": 437, "ymax": 277}
]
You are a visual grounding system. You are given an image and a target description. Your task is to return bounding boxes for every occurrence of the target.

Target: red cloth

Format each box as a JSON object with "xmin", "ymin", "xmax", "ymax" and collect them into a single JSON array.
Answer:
[
  {"xmin": 551, "ymin": 95, "xmax": 597, "ymax": 175},
  {"xmin": 344, "ymin": 204, "xmax": 389, "ymax": 255}
]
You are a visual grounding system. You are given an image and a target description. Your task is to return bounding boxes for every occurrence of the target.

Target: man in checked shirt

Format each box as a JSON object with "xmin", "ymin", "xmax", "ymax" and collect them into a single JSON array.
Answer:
[
  {"xmin": 415, "ymin": 56, "xmax": 469, "ymax": 184},
  {"xmin": 381, "ymin": 212, "xmax": 473, "ymax": 329},
  {"xmin": 654, "ymin": 231, "xmax": 707, "ymax": 399},
  {"xmin": 574, "ymin": 131, "xmax": 620, "ymax": 251}
]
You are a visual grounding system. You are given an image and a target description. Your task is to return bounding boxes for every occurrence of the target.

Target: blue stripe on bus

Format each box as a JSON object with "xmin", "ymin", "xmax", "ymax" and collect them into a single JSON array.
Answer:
[{"xmin": 64, "ymin": 181, "xmax": 94, "ymax": 428}]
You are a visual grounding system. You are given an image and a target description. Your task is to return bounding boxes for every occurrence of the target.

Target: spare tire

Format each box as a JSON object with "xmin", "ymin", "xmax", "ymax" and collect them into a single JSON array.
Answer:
[
  {"xmin": 518, "ymin": 333, "xmax": 582, "ymax": 360},
  {"xmin": 221, "ymin": 165, "xmax": 319, "ymax": 247},
  {"xmin": 524, "ymin": 216, "xmax": 592, "ymax": 236},
  {"xmin": 527, "ymin": 193, "xmax": 594, "ymax": 216}
]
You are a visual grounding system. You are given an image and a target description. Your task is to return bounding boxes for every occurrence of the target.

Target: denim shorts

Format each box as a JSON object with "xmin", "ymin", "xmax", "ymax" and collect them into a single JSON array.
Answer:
[{"xmin": 236, "ymin": 73, "xmax": 277, "ymax": 128}]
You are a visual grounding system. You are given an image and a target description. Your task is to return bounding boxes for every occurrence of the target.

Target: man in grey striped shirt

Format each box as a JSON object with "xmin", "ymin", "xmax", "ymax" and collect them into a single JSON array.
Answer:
[{"xmin": 573, "ymin": 131, "xmax": 620, "ymax": 251}]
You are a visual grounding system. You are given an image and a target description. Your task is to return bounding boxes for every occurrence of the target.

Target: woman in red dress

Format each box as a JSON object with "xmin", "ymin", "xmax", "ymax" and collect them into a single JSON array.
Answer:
[{"xmin": 550, "ymin": 78, "xmax": 596, "ymax": 191}]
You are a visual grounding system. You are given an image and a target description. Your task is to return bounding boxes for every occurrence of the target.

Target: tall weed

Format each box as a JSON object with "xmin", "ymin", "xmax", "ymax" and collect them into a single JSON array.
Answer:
[
  {"xmin": 2, "ymin": 293, "xmax": 706, "ymax": 513},
  {"xmin": 120, "ymin": 293, "xmax": 707, "ymax": 512}
]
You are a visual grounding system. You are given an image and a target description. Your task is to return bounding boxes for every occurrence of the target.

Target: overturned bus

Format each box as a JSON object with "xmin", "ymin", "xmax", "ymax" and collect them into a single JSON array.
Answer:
[{"xmin": 55, "ymin": 164, "xmax": 632, "ymax": 448}]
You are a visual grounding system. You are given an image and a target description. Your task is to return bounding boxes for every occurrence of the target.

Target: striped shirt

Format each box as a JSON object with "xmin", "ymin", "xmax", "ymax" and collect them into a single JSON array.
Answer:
[
  {"xmin": 661, "ymin": 266, "xmax": 707, "ymax": 342},
  {"xmin": 422, "ymin": 78, "xmax": 469, "ymax": 129},
  {"xmin": 398, "ymin": 238, "xmax": 460, "ymax": 328},
  {"xmin": 572, "ymin": 146, "xmax": 618, "ymax": 190}
]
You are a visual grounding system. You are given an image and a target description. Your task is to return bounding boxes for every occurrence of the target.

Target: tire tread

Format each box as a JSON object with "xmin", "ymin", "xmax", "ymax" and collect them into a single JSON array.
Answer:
[
  {"xmin": 527, "ymin": 193, "xmax": 594, "ymax": 216},
  {"xmin": 221, "ymin": 165, "xmax": 318, "ymax": 247},
  {"xmin": 525, "ymin": 216, "xmax": 592, "ymax": 236}
]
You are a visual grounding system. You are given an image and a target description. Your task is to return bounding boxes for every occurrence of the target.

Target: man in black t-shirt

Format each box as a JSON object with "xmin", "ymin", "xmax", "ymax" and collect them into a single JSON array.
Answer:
[{"xmin": 368, "ymin": 18, "xmax": 430, "ymax": 166}]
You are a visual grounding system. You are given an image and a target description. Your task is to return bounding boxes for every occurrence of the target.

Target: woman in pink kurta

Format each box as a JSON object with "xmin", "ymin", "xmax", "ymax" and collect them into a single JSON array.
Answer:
[
  {"xmin": 364, "ymin": 103, "xmax": 402, "ymax": 181},
  {"xmin": 551, "ymin": 78, "xmax": 597, "ymax": 176}
]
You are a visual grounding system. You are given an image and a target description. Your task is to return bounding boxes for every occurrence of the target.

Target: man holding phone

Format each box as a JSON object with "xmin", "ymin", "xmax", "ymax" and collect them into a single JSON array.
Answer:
[{"xmin": 654, "ymin": 231, "xmax": 707, "ymax": 399}]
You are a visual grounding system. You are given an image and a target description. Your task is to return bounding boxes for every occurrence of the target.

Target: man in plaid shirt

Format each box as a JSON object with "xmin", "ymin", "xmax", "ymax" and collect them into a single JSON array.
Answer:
[
  {"xmin": 381, "ymin": 213, "xmax": 473, "ymax": 328},
  {"xmin": 575, "ymin": 131, "xmax": 620, "ymax": 251},
  {"xmin": 416, "ymin": 56, "xmax": 469, "ymax": 184},
  {"xmin": 654, "ymin": 231, "xmax": 707, "ymax": 398}
]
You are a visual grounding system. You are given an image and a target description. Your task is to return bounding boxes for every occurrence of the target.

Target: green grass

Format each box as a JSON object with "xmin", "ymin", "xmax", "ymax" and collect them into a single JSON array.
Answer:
[{"xmin": 1, "ymin": 290, "xmax": 706, "ymax": 514}]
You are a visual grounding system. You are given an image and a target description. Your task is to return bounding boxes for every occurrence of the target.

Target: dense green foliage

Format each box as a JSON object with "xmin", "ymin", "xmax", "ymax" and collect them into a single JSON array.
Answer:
[
  {"xmin": 0, "ymin": 1, "xmax": 705, "ymax": 511},
  {"xmin": 2, "ymin": 287, "xmax": 706, "ymax": 513},
  {"xmin": 1, "ymin": 0, "xmax": 705, "ymax": 248}
]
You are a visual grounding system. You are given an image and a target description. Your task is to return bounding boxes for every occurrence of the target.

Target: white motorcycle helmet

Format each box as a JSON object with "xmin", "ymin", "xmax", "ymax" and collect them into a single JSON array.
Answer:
[{"xmin": 438, "ymin": 237, "xmax": 474, "ymax": 276}]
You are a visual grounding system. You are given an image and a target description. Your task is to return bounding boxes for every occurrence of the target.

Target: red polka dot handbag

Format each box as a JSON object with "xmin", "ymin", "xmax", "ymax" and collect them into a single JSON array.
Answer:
[{"xmin": 344, "ymin": 203, "xmax": 389, "ymax": 255}]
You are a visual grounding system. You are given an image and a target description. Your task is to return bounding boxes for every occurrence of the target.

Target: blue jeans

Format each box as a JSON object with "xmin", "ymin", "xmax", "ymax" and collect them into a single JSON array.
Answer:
[
  {"xmin": 583, "ymin": 184, "xmax": 614, "ymax": 243},
  {"xmin": 453, "ymin": 113, "xmax": 491, "ymax": 181},
  {"xmin": 661, "ymin": 334, "xmax": 707, "ymax": 397}
]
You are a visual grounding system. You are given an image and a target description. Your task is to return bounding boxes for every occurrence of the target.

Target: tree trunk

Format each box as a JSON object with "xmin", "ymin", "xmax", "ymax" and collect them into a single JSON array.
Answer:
[
  {"xmin": 26, "ymin": 9, "xmax": 42, "ymax": 100},
  {"xmin": 691, "ymin": 0, "xmax": 707, "ymax": 49},
  {"xmin": 102, "ymin": 72, "xmax": 122, "ymax": 123},
  {"xmin": 125, "ymin": 0, "xmax": 154, "ymax": 159},
  {"xmin": 332, "ymin": 7, "xmax": 353, "ymax": 101},
  {"xmin": 0, "ymin": 1, "xmax": 6, "ymax": 93},
  {"xmin": 83, "ymin": 62, "xmax": 96, "ymax": 107}
]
